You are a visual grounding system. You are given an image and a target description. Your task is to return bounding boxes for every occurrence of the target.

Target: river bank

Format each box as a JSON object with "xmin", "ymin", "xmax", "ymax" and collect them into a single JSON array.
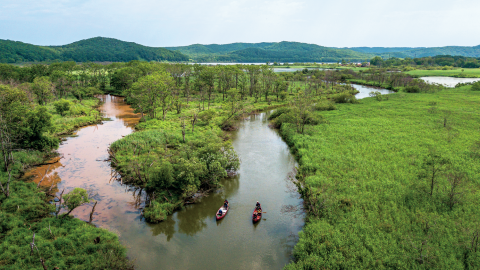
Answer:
[{"xmin": 0, "ymin": 95, "xmax": 133, "ymax": 270}]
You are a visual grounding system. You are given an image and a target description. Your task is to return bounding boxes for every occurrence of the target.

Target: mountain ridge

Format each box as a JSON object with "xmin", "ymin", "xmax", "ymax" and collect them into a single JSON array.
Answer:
[
  {"xmin": 2, "ymin": 37, "xmax": 480, "ymax": 64},
  {"xmin": 0, "ymin": 37, "xmax": 188, "ymax": 63}
]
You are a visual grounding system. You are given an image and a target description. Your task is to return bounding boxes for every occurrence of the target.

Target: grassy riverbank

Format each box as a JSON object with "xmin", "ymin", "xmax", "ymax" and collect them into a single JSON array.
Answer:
[{"xmin": 279, "ymin": 86, "xmax": 480, "ymax": 269}]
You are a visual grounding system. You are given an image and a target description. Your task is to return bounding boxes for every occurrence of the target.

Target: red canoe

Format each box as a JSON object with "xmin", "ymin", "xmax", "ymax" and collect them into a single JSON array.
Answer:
[
  {"xmin": 252, "ymin": 207, "xmax": 262, "ymax": 223},
  {"xmin": 216, "ymin": 205, "xmax": 228, "ymax": 220}
]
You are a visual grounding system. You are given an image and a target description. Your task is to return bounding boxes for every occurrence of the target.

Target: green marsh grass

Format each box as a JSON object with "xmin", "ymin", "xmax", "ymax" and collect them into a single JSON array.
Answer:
[{"xmin": 283, "ymin": 86, "xmax": 480, "ymax": 269}]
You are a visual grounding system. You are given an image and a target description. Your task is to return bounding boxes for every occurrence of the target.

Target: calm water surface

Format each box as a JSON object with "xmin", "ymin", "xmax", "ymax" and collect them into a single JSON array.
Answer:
[
  {"xmin": 420, "ymin": 76, "xmax": 480, "ymax": 88},
  {"xmin": 27, "ymin": 95, "xmax": 304, "ymax": 269},
  {"xmin": 273, "ymin": 67, "xmax": 334, "ymax": 73},
  {"xmin": 351, "ymin": 84, "xmax": 395, "ymax": 99}
]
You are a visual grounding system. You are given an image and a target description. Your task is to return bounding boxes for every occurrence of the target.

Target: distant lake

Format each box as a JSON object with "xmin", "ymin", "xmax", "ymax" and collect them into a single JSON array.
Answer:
[
  {"xmin": 420, "ymin": 77, "xmax": 480, "ymax": 88},
  {"xmin": 273, "ymin": 67, "xmax": 334, "ymax": 73},
  {"xmin": 190, "ymin": 63, "xmax": 265, "ymax": 65}
]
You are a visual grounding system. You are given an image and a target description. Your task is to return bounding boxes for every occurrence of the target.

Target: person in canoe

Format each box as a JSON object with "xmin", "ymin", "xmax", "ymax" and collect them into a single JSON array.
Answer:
[
  {"xmin": 224, "ymin": 199, "xmax": 229, "ymax": 209},
  {"xmin": 218, "ymin": 208, "xmax": 223, "ymax": 215},
  {"xmin": 256, "ymin": 201, "xmax": 261, "ymax": 211}
]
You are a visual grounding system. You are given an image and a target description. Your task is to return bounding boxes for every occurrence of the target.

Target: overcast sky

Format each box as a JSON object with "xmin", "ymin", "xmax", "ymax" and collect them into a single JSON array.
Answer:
[{"xmin": 1, "ymin": 0, "xmax": 479, "ymax": 48}]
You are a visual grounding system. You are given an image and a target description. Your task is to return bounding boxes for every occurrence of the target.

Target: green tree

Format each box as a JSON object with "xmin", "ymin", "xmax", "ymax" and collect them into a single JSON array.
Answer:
[
  {"xmin": 126, "ymin": 71, "xmax": 174, "ymax": 119},
  {"xmin": 147, "ymin": 161, "xmax": 174, "ymax": 192},
  {"xmin": 370, "ymin": 56, "xmax": 385, "ymax": 67},
  {"xmin": 23, "ymin": 106, "xmax": 57, "ymax": 150},
  {"xmin": 290, "ymin": 92, "xmax": 316, "ymax": 134},
  {"xmin": 57, "ymin": 188, "xmax": 92, "ymax": 218},
  {"xmin": 31, "ymin": 76, "xmax": 53, "ymax": 105},
  {"xmin": 420, "ymin": 149, "xmax": 450, "ymax": 196},
  {"xmin": 53, "ymin": 99, "xmax": 71, "ymax": 116},
  {"xmin": 72, "ymin": 86, "xmax": 100, "ymax": 103},
  {"xmin": 0, "ymin": 85, "xmax": 30, "ymax": 198}
]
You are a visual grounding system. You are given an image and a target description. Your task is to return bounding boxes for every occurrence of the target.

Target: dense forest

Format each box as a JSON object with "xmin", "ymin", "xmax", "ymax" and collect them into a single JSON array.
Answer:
[{"xmin": 0, "ymin": 37, "xmax": 188, "ymax": 63}]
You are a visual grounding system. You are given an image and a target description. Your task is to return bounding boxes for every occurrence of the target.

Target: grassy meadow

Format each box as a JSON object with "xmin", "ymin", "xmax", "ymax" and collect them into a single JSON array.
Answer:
[
  {"xmin": 406, "ymin": 68, "xmax": 480, "ymax": 78},
  {"xmin": 279, "ymin": 86, "xmax": 480, "ymax": 269}
]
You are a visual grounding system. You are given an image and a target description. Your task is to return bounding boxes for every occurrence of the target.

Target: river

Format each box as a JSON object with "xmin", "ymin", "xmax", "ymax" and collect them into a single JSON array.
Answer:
[{"xmin": 27, "ymin": 95, "xmax": 304, "ymax": 269}]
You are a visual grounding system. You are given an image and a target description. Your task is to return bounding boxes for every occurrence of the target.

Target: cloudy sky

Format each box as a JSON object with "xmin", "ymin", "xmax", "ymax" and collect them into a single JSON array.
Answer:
[{"xmin": 1, "ymin": 0, "xmax": 479, "ymax": 48}]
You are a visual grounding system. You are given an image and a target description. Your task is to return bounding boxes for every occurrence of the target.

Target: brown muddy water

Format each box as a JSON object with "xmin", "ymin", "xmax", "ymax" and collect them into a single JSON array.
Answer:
[{"xmin": 26, "ymin": 95, "xmax": 305, "ymax": 269}]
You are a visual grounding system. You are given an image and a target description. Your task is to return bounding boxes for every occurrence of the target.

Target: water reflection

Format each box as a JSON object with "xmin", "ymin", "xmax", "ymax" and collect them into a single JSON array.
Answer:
[
  {"xmin": 352, "ymin": 84, "xmax": 395, "ymax": 99},
  {"xmin": 148, "ymin": 175, "xmax": 240, "ymax": 239},
  {"xmin": 420, "ymin": 76, "xmax": 480, "ymax": 88},
  {"xmin": 25, "ymin": 95, "xmax": 142, "ymax": 227},
  {"xmin": 149, "ymin": 215, "xmax": 176, "ymax": 240}
]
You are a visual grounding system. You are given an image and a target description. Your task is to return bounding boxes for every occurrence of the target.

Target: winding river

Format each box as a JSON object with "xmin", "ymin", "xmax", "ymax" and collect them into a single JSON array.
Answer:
[{"xmin": 27, "ymin": 95, "xmax": 304, "ymax": 269}]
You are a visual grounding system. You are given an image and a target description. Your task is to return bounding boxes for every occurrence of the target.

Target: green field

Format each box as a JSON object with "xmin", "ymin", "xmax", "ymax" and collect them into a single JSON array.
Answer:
[
  {"xmin": 279, "ymin": 86, "xmax": 480, "ymax": 269},
  {"xmin": 406, "ymin": 68, "xmax": 480, "ymax": 78}
]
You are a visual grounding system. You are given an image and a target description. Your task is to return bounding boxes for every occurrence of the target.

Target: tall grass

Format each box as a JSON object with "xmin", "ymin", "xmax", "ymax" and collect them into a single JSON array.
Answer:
[{"xmin": 284, "ymin": 86, "xmax": 480, "ymax": 269}]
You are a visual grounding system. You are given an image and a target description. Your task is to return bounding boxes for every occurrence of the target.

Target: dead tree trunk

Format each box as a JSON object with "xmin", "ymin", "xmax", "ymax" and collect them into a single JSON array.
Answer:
[{"xmin": 89, "ymin": 201, "xmax": 98, "ymax": 224}]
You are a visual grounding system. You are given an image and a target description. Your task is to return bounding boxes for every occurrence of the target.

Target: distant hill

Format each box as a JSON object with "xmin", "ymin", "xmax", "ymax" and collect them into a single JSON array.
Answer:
[
  {"xmin": 3, "ymin": 37, "xmax": 480, "ymax": 64},
  {"xmin": 384, "ymin": 45, "xmax": 480, "ymax": 58},
  {"xmin": 166, "ymin": 41, "xmax": 373, "ymax": 62},
  {"xmin": 348, "ymin": 47, "xmax": 422, "ymax": 54},
  {"xmin": 0, "ymin": 37, "xmax": 188, "ymax": 63},
  {"xmin": 0, "ymin": 40, "xmax": 59, "ymax": 63},
  {"xmin": 164, "ymin": 42, "xmax": 276, "ymax": 61},
  {"xmin": 348, "ymin": 45, "xmax": 480, "ymax": 58}
]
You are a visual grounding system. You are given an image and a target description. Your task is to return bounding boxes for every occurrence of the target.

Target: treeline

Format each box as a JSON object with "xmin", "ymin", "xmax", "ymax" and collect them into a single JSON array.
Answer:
[
  {"xmin": 371, "ymin": 55, "xmax": 480, "ymax": 68},
  {"xmin": 0, "ymin": 37, "xmax": 188, "ymax": 63}
]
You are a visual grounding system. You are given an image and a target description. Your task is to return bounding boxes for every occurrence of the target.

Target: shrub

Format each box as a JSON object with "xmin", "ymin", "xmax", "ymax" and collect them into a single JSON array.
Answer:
[
  {"xmin": 197, "ymin": 109, "xmax": 217, "ymax": 126},
  {"xmin": 369, "ymin": 91, "xmax": 389, "ymax": 101},
  {"xmin": 53, "ymin": 99, "xmax": 71, "ymax": 116},
  {"xmin": 405, "ymin": 85, "xmax": 421, "ymax": 93},
  {"xmin": 268, "ymin": 107, "xmax": 291, "ymax": 120},
  {"xmin": 315, "ymin": 101, "xmax": 336, "ymax": 111},
  {"xmin": 143, "ymin": 201, "xmax": 175, "ymax": 223},
  {"xmin": 471, "ymin": 81, "xmax": 480, "ymax": 91},
  {"xmin": 332, "ymin": 93, "xmax": 358, "ymax": 104}
]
